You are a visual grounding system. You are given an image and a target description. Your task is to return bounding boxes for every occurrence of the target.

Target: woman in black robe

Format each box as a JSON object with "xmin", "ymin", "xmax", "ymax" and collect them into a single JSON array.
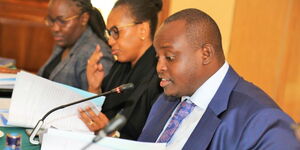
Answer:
[{"xmin": 79, "ymin": 0, "xmax": 163, "ymax": 140}]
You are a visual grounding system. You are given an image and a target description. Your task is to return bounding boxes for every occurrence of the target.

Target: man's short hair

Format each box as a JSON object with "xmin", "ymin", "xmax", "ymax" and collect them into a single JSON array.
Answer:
[{"xmin": 163, "ymin": 8, "xmax": 223, "ymax": 54}]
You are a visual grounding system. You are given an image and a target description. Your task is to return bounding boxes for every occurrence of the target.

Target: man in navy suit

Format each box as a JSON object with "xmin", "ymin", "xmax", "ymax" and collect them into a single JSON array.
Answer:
[{"xmin": 138, "ymin": 8, "xmax": 300, "ymax": 149}]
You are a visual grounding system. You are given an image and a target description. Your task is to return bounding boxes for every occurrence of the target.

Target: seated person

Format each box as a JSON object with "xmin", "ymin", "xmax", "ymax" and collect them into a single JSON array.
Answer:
[
  {"xmin": 0, "ymin": 0, "xmax": 114, "ymax": 90},
  {"xmin": 138, "ymin": 8, "xmax": 300, "ymax": 149},
  {"xmin": 79, "ymin": 0, "xmax": 163, "ymax": 140}
]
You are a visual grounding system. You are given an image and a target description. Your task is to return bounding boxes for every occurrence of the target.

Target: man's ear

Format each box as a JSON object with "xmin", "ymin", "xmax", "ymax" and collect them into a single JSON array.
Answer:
[
  {"xmin": 201, "ymin": 43, "xmax": 215, "ymax": 65},
  {"xmin": 81, "ymin": 12, "xmax": 90, "ymax": 26}
]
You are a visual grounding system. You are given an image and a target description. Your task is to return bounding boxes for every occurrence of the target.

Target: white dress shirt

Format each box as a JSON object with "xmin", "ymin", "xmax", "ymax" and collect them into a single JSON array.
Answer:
[{"xmin": 156, "ymin": 62, "xmax": 229, "ymax": 150}]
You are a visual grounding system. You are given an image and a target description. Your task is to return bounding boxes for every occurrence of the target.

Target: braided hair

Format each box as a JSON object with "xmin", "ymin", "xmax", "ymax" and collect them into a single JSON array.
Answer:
[
  {"xmin": 114, "ymin": 0, "xmax": 163, "ymax": 40},
  {"xmin": 71, "ymin": 0, "xmax": 107, "ymax": 43}
]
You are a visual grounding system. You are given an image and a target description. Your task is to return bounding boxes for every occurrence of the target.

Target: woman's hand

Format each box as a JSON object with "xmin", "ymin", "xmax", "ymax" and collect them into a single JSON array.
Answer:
[
  {"xmin": 87, "ymin": 45, "xmax": 105, "ymax": 93},
  {"xmin": 79, "ymin": 106, "xmax": 109, "ymax": 132}
]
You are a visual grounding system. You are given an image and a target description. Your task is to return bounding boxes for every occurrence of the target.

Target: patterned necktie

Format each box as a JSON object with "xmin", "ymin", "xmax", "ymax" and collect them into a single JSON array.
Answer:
[{"xmin": 157, "ymin": 99, "xmax": 196, "ymax": 143}]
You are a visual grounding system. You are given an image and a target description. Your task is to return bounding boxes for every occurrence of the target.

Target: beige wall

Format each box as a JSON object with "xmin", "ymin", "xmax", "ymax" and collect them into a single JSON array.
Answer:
[
  {"xmin": 169, "ymin": 0, "xmax": 236, "ymax": 56},
  {"xmin": 228, "ymin": 0, "xmax": 300, "ymax": 121}
]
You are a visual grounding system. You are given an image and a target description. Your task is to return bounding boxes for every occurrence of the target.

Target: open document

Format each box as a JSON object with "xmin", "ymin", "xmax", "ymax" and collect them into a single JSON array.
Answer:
[
  {"xmin": 41, "ymin": 128, "xmax": 166, "ymax": 150},
  {"xmin": 7, "ymin": 71, "xmax": 105, "ymax": 132}
]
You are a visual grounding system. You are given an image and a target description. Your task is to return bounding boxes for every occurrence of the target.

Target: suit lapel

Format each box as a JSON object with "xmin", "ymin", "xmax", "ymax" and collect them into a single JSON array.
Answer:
[
  {"xmin": 183, "ymin": 66, "xmax": 240, "ymax": 150},
  {"xmin": 184, "ymin": 108, "xmax": 221, "ymax": 150},
  {"xmin": 49, "ymin": 51, "xmax": 70, "ymax": 80},
  {"xmin": 38, "ymin": 46, "xmax": 62, "ymax": 76}
]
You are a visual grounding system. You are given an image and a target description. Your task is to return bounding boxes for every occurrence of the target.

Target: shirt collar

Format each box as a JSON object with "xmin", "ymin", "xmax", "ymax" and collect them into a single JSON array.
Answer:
[{"xmin": 181, "ymin": 62, "xmax": 229, "ymax": 110}]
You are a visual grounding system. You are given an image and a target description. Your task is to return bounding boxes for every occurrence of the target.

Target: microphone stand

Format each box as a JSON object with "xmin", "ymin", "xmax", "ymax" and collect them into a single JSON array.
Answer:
[
  {"xmin": 81, "ymin": 112, "xmax": 127, "ymax": 150},
  {"xmin": 29, "ymin": 90, "xmax": 115, "ymax": 145}
]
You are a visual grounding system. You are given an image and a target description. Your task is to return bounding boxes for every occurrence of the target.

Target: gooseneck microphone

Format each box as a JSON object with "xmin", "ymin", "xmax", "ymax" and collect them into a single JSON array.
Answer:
[
  {"xmin": 29, "ymin": 83, "xmax": 134, "ymax": 145},
  {"xmin": 110, "ymin": 83, "xmax": 134, "ymax": 93},
  {"xmin": 82, "ymin": 112, "xmax": 127, "ymax": 150}
]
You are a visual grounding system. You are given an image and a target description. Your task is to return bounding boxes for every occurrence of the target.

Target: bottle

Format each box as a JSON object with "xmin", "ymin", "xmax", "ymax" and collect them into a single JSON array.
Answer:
[{"xmin": 3, "ymin": 133, "xmax": 21, "ymax": 150}]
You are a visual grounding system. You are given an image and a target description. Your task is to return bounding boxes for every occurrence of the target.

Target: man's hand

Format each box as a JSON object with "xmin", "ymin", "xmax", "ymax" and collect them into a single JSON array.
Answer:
[{"xmin": 292, "ymin": 123, "xmax": 300, "ymax": 141}]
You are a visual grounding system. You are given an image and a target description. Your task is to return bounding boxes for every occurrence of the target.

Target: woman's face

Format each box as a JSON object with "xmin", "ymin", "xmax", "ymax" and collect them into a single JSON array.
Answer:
[
  {"xmin": 106, "ymin": 6, "xmax": 147, "ymax": 64},
  {"xmin": 46, "ymin": 0, "xmax": 88, "ymax": 48}
]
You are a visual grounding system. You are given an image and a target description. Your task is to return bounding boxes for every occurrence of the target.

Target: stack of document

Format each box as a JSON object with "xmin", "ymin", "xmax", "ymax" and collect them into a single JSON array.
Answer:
[
  {"xmin": 0, "ymin": 73, "xmax": 16, "ymax": 89},
  {"xmin": 7, "ymin": 71, "xmax": 105, "ymax": 132}
]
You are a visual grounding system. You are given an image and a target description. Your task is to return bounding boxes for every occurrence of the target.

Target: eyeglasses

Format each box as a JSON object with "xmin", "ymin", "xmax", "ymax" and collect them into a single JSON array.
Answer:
[
  {"xmin": 44, "ymin": 14, "xmax": 80, "ymax": 27},
  {"xmin": 105, "ymin": 22, "xmax": 142, "ymax": 40}
]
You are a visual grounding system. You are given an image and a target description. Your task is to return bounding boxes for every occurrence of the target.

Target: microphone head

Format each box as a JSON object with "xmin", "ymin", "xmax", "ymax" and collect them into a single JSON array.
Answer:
[
  {"xmin": 105, "ymin": 113, "xmax": 127, "ymax": 134},
  {"xmin": 119, "ymin": 83, "xmax": 134, "ymax": 90},
  {"xmin": 112, "ymin": 83, "xmax": 134, "ymax": 93},
  {"xmin": 93, "ymin": 114, "xmax": 127, "ymax": 143}
]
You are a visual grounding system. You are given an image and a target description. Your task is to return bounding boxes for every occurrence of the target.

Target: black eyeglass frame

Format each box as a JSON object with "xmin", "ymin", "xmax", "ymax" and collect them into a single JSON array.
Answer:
[{"xmin": 105, "ymin": 22, "xmax": 142, "ymax": 40}]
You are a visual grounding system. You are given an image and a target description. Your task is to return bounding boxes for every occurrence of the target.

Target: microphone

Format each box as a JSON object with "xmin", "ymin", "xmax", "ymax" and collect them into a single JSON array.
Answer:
[
  {"xmin": 29, "ymin": 83, "xmax": 134, "ymax": 145},
  {"xmin": 82, "ymin": 112, "xmax": 127, "ymax": 150},
  {"xmin": 110, "ymin": 83, "xmax": 134, "ymax": 93}
]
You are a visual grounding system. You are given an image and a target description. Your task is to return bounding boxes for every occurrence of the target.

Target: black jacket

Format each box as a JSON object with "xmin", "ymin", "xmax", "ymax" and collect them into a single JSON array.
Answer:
[{"xmin": 101, "ymin": 46, "xmax": 163, "ymax": 140}]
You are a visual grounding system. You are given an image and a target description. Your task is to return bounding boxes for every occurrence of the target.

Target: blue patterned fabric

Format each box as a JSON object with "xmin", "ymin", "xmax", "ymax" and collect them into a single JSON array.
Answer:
[{"xmin": 157, "ymin": 100, "xmax": 195, "ymax": 143}]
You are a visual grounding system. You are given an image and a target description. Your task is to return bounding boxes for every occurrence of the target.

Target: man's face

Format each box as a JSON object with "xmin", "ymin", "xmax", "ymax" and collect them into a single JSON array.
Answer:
[{"xmin": 154, "ymin": 20, "xmax": 205, "ymax": 97}]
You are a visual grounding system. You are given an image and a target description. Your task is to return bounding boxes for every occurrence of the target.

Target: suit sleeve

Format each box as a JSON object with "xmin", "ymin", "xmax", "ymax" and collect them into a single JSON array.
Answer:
[{"xmin": 238, "ymin": 108, "xmax": 300, "ymax": 150}]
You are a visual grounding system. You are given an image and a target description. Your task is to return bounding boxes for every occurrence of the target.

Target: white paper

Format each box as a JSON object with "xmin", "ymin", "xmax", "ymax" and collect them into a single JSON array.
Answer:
[
  {"xmin": 41, "ymin": 128, "xmax": 166, "ymax": 150},
  {"xmin": 7, "ymin": 71, "xmax": 105, "ymax": 132}
]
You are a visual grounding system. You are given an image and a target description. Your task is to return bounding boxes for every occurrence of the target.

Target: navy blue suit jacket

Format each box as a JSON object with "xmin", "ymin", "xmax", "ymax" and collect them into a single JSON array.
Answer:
[{"xmin": 138, "ymin": 67, "xmax": 300, "ymax": 149}]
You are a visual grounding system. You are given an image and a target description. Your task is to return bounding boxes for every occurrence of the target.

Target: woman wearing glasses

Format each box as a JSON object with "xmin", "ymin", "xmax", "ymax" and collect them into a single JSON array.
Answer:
[
  {"xmin": 80, "ymin": 0, "xmax": 163, "ymax": 140},
  {"xmin": 37, "ymin": 0, "xmax": 114, "ymax": 90},
  {"xmin": 0, "ymin": 0, "xmax": 114, "ymax": 90}
]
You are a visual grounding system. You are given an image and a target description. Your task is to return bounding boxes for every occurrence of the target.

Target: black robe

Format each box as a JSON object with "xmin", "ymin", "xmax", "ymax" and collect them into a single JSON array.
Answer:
[{"xmin": 101, "ymin": 46, "xmax": 163, "ymax": 140}]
